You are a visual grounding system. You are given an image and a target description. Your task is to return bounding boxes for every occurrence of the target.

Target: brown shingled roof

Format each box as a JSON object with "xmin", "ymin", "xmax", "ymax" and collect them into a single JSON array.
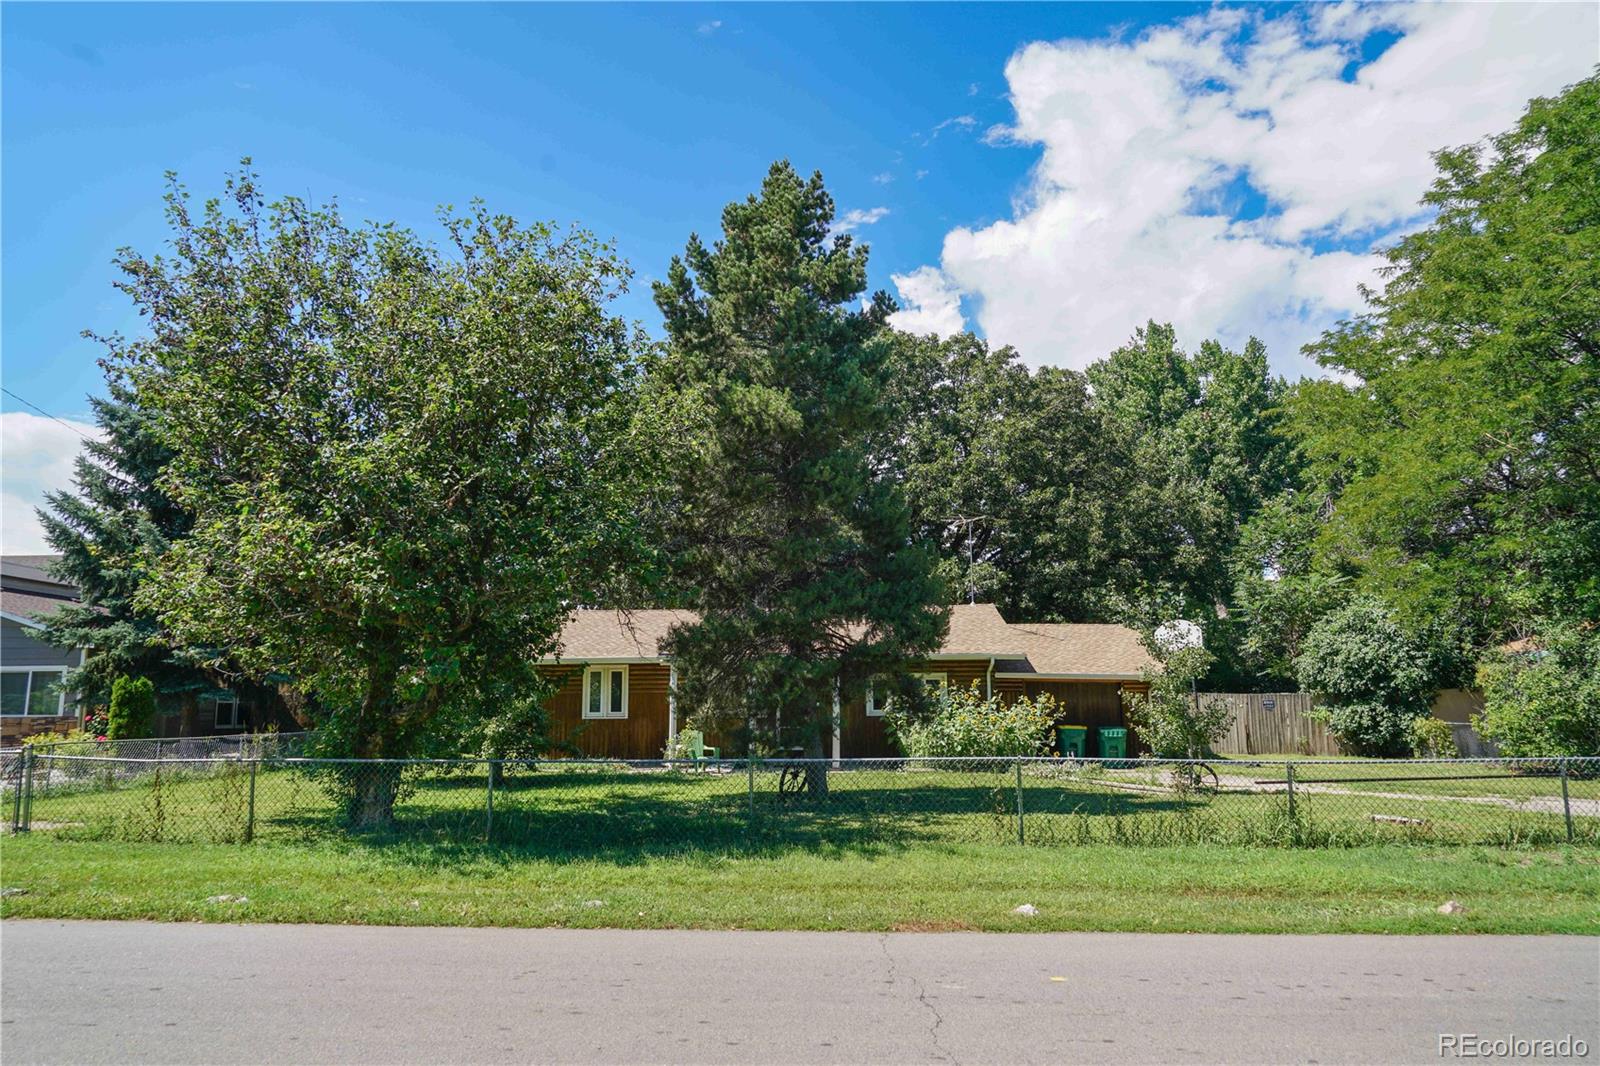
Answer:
[
  {"xmin": 994, "ymin": 622, "xmax": 1156, "ymax": 680},
  {"xmin": 544, "ymin": 604, "xmax": 1151, "ymax": 678},
  {"xmin": 549, "ymin": 608, "xmax": 698, "ymax": 661}
]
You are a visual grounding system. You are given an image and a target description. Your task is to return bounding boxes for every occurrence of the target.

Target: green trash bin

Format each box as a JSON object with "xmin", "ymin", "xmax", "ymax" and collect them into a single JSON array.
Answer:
[
  {"xmin": 1057, "ymin": 725, "xmax": 1088, "ymax": 758},
  {"xmin": 1099, "ymin": 727, "xmax": 1128, "ymax": 766}
]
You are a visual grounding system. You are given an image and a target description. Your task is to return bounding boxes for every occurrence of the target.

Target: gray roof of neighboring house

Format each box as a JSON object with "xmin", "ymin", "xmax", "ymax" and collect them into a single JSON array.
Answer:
[
  {"xmin": 1, "ymin": 588, "xmax": 76, "ymax": 628},
  {"xmin": 547, "ymin": 604, "xmax": 1153, "ymax": 680},
  {"xmin": 1, "ymin": 554, "xmax": 78, "ymax": 627}
]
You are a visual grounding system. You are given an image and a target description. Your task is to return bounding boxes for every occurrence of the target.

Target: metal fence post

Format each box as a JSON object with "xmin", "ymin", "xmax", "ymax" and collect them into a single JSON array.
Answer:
[
  {"xmin": 1015, "ymin": 758, "xmax": 1025, "ymax": 846},
  {"xmin": 747, "ymin": 758, "xmax": 756, "ymax": 830},
  {"xmin": 20, "ymin": 748, "xmax": 35, "ymax": 832},
  {"xmin": 1560, "ymin": 758, "xmax": 1573, "ymax": 843},
  {"xmin": 1285, "ymin": 760, "xmax": 1296, "ymax": 822},
  {"xmin": 10, "ymin": 749, "xmax": 25, "ymax": 832},
  {"xmin": 244, "ymin": 758, "xmax": 258, "ymax": 843},
  {"xmin": 485, "ymin": 760, "xmax": 496, "ymax": 842}
]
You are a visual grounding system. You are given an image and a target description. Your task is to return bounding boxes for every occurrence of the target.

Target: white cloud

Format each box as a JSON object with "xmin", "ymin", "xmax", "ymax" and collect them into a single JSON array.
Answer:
[
  {"xmin": 932, "ymin": 114, "xmax": 978, "ymax": 135},
  {"xmin": 870, "ymin": 172, "xmax": 894, "ymax": 185},
  {"xmin": 1, "ymin": 412, "xmax": 100, "ymax": 554},
  {"xmin": 908, "ymin": 3, "xmax": 1597, "ymax": 374},
  {"xmin": 696, "ymin": 19, "xmax": 722, "ymax": 35},
  {"xmin": 889, "ymin": 266, "xmax": 966, "ymax": 338},
  {"xmin": 833, "ymin": 206, "xmax": 891, "ymax": 236}
]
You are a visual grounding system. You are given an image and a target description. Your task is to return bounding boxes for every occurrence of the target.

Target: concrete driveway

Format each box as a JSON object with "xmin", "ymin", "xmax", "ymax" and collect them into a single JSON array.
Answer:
[{"xmin": 1, "ymin": 921, "xmax": 1594, "ymax": 1064}]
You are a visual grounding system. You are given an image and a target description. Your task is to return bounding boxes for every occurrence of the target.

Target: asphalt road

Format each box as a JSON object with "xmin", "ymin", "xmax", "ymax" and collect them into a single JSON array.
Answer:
[{"xmin": 2, "ymin": 922, "xmax": 1595, "ymax": 1065}]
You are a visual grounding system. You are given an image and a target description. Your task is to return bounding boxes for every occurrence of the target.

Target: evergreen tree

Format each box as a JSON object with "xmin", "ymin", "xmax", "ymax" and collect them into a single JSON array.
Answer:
[
  {"xmin": 38, "ymin": 378, "xmax": 215, "ymax": 726},
  {"xmin": 106, "ymin": 675, "xmax": 157, "ymax": 740},
  {"xmin": 653, "ymin": 161, "xmax": 948, "ymax": 784}
]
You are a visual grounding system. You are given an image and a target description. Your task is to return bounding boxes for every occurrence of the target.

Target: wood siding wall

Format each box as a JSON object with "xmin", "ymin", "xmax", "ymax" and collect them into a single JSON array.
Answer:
[
  {"xmin": 537, "ymin": 659, "xmax": 1145, "ymax": 761},
  {"xmin": 542, "ymin": 664, "xmax": 673, "ymax": 760},
  {"xmin": 996, "ymin": 678, "xmax": 1139, "ymax": 756}
]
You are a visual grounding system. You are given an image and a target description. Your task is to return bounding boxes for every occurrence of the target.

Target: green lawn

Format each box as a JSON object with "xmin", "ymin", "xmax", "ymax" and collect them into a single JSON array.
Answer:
[
  {"xmin": 1216, "ymin": 755, "xmax": 1600, "ymax": 802},
  {"xmin": 3, "ymin": 835, "xmax": 1596, "ymax": 934},
  {"xmin": 14, "ymin": 758, "xmax": 1595, "ymax": 850}
]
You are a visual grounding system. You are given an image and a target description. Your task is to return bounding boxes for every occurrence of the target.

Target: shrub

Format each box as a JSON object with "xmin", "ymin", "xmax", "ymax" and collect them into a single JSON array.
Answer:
[
  {"xmin": 1295, "ymin": 598, "xmax": 1443, "ymax": 757},
  {"xmin": 1123, "ymin": 644, "xmax": 1233, "ymax": 759},
  {"xmin": 886, "ymin": 683, "xmax": 1055, "ymax": 758},
  {"xmin": 1475, "ymin": 623, "xmax": 1600, "ymax": 757},
  {"xmin": 106, "ymin": 676, "xmax": 157, "ymax": 740},
  {"xmin": 81, "ymin": 706, "xmax": 108, "ymax": 737},
  {"xmin": 1409, "ymin": 716, "xmax": 1457, "ymax": 758},
  {"xmin": 20, "ymin": 728, "xmax": 96, "ymax": 749}
]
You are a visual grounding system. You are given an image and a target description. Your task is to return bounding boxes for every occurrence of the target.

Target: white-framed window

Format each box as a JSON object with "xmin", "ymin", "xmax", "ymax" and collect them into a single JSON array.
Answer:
[
  {"xmin": 214, "ymin": 696, "xmax": 242, "ymax": 730},
  {"xmin": 0, "ymin": 668, "xmax": 68, "ymax": 717},
  {"xmin": 865, "ymin": 672, "xmax": 948, "ymax": 716},
  {"xmin": 582, "ymin": 665, "xmax": 629, "ymax": 719}
]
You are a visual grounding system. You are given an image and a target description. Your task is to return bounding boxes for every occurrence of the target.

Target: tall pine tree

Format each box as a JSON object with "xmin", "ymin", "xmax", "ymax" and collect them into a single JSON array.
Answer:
[
  {"xmin": 653, "ymin": 162, "xmax": 947, "ymax": 782},
  {"xmin": 39, "ymin": 378, "xmax": 217, "ymax": 728}
]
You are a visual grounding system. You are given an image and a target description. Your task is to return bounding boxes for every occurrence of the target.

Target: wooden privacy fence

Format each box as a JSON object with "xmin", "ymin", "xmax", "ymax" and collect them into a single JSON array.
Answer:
[
  {"xmin": 1203, "ymin": 692, "xmax": 1344, "ymax": 756},
  {"xmin": 1201, "ymin": 690, "xmax": 1498, "ymax": 757}
]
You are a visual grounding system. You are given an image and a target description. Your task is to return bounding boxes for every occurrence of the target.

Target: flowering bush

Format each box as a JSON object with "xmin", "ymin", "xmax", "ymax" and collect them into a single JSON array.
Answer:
[{"xmin": 886, "ymin": 682, "xmax": 1056, "ymax": 758}]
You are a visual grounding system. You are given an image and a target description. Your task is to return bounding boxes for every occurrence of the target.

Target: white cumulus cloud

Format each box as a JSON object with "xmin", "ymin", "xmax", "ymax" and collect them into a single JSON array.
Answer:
[
  {"xmin": 833, "ymin": 206, "xmax": 891, "ymax": 236},
  {"xmin": 1, "ymin": 412, "xmax": 100, "ymax": 554},
  {"xmin": 904, "ymin": 2, "xmax": 1598, "ymax": 374},
  {"xmin": 889, "ymin": 265, "xmax": 966, "ymax": 338}
]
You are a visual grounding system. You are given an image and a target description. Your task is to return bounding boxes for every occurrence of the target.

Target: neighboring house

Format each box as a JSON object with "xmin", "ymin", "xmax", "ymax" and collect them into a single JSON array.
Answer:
[
  {"xmin": 1, "ymin": 553, "xmax": 295, "ymax": 742},
  {"xmin": 1, "ymin": 554, "xmax": 87, "ymax": 744},
  {"xmin": 539, "ymin": 603, "xmax": 1154, "ymax": 760}
]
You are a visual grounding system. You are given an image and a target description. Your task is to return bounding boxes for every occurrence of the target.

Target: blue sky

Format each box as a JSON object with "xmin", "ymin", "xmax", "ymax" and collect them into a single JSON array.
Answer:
[
  {"xmin": 2, "ymin": 2, "xmax": 1200, "ymax": 422},
  {"xmin": 2, "ymin": 2, "xmax": 1594, "ymax": 551}
]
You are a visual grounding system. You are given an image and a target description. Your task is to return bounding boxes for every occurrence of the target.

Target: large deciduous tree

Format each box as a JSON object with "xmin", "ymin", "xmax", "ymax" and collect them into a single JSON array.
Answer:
[
  {"xmin": 115, "ymin": 166, "xmax": 668, "ymax": 823},
  {"xmin": 653, "ymin": 162, "xmax": 947, "ymax": 780},
  {"xmin": 1085, "ymin": 324, "xmax": 1297, "ymax": 685},
  {"xmin": 1291, "ymin": 74, "xmax": 1600, "ymax": 646},
  {"xmin": 879, "ymin": 331, "xmax": 1114, "ymax": 621}
]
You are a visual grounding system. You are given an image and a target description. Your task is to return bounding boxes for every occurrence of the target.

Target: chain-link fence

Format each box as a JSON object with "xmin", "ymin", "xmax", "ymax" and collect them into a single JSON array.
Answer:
[
  {"xmin": 7, "ymin": 754, "xmax": 1595, "ymax": 850},
  {"xmin": 1, "ymin": 732, "xmax": 309, "ymax": 795}
]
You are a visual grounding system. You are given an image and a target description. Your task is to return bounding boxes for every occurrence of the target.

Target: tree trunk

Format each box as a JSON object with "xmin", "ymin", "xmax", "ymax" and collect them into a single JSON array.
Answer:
[
  {"xmin": 803, "ymin": 706, "xmax": 829, "ymax": 800},
  {"xmin": 348, "ymin": 767, "xmax": 401, "ymax": 829},
  {"xmin": 179, "ymin": 692, "xmax": 199, "ymax": 737},
  {"xmin": 347, "ymin": 661, "xmax": 401, "ymax": 828}
]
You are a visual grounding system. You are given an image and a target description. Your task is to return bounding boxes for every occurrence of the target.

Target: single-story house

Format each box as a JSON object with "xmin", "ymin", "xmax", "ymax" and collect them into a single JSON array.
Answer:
[
  {"xmin": 537, "ymin": 603, "xmax": 1154, "ymax": 760},
  {"xmin": 1, "ymin": 554, "xmax": 87, "ymax": 745}
]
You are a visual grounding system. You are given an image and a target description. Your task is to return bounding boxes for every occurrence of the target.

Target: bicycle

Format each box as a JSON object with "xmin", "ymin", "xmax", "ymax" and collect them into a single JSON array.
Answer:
[
  {"xmin": 777, "ymin": 762, "xmax": 809, "ymax": 797},
  {"xmin": 1172, "ymin": 760, "xmax": 1221, "ymax": 794}
]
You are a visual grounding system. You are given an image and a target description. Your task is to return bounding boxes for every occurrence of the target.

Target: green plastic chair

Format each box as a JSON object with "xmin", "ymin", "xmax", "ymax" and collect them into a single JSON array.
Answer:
[{"xmin": 680, "ymin": 729, "xmax": 720, "ymax": 768}]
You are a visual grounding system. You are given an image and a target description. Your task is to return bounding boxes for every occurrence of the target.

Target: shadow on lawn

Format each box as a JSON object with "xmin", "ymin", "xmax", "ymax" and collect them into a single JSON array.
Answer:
[{"xmin": 255, "ymin": 767, "xmax": 1200, "ymax": 866}]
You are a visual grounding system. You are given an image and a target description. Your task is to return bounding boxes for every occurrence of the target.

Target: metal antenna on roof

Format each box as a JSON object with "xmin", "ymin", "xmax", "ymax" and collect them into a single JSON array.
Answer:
[{"xmin": 943, "ymin": 515, "xmax": 991, "ymax": 605}]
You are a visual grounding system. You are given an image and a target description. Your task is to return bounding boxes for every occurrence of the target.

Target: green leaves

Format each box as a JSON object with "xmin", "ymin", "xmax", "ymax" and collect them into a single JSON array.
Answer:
[
  {"xmin": 1293, "ymin": 75, "xmax": 1600, "ymax": 642},
  {"xmin": 1294, "ymin": 598, "xmax": 1452, "ymax": 757},
  {"xmin": 113, "ymin": 163, "xmax": 667, "ymax": 762},
  {"xmin": 654, "ymin": 162, "xmax": 947, "ymax": 744}
]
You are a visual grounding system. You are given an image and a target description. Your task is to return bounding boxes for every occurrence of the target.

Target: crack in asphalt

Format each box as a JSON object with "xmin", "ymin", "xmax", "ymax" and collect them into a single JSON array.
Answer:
[{"xmin": 879, "ymin": 934, "xmax": 956, "ymax": 1065}]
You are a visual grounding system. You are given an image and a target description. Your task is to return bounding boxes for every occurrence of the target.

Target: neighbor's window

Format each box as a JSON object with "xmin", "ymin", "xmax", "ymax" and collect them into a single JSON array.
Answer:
[
  {"xmin": 214, "ymin": 696, "xmax": 242, "ymax": 730},
  {"xmin": 865, "ymin": 672, "xmax": 948, "ymax": 716},
  {"xmin": 0, "ymin": 669, "xmax": 68, "ymax": 717},
  {"xmin": 583, "ymin": 666, "xmax": 629, "ymax": 719}
]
